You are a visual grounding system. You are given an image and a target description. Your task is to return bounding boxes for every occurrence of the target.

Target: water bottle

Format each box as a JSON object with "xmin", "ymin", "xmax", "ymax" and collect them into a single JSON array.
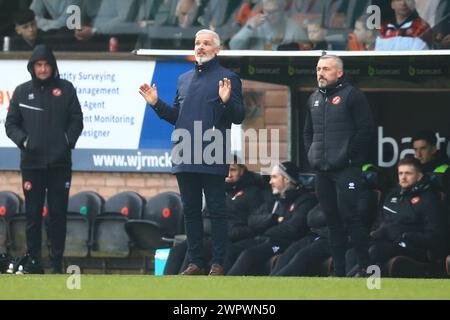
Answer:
[{"xmin": 3, "ymin": 36, "xmax": 10, "ymax": 52}]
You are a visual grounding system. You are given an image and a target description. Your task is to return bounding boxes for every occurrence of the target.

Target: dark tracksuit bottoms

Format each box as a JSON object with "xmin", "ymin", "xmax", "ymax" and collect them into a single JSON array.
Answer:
[
  {"xmin": 316, "ymin": 166, "xmax": 370, "ymax": 276},
  {"xmin": 22, "ymin": 167, "xmax": 71, "ymax": 267},
  {"xmin": 270, "ymin": 234, "xmax": 330, "ymax": 276}
]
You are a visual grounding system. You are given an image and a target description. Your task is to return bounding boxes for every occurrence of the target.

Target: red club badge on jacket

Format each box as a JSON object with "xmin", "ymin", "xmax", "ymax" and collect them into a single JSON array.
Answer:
[
  {"xmin": 332, "ymin": 96, "xmax": 341, "ymax": 105},
  {"xmin": 52, "ymin": 88, "xmax": 62, "ymax": 97},
  {"xmin": 411, "ymin": 197, "xmax": 421, "ymax": 205},
  {"xmin": 232, "ymin": 190, "xmax": 245, "ymax": 200},
  {"xmin": 24, "ymin": 181, "xmax": 32, "ymax": 191}
]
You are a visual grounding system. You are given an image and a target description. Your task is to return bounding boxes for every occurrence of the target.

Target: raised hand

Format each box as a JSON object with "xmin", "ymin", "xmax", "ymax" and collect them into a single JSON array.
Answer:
[
  {"xmin": 218, "ymin": 78, "xmax": 231, "ymax": 104},
  {"xmin": 139, "ymin": 83, "xmax": 158, "ymax": 106}
]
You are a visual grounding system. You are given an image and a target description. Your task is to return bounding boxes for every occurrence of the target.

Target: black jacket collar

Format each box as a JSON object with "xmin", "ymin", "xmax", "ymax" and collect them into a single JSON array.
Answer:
[
  {"xmin": 318, "ymin": 75, "xmax": 348, "ymax": 96},
  {"xmin": 397, "ymin": 174, "xmax": 432, "ymax": 197},
  {"xmin": 195, "ymin": 56, "xmax": 220, "ymax": 73}
]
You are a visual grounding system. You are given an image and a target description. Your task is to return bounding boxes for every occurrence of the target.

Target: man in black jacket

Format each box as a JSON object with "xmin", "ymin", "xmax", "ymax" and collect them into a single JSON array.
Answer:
[
  {"xmin": 304, "ymin": 54, "xmax": 375, "ymax": 277},
  {"xmin": 412, "ymin": 130, "xmax": 449, "ymax": 257},
  {"xmin": 5, "ymin": 44, "xmax": 83, "ymax": 274},
  {"xmin": 224, "ymin": 161, "xmax": 317, "ymax": 276},
  {"xmin": 369, "ymin": 157, "xmax": 444, "ymax": 265}
]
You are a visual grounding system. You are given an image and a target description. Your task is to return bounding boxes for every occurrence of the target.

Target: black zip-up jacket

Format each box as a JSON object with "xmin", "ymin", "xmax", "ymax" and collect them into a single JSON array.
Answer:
[
  {"xmin": 304, "ymin": 76, "xmax": 375, "ymax": 171},
  {"xmin": 247, "ymin": 188, "xmax": 318, "ymax": 249},
  {"xmin": 203, "ymin": 170, "xmax": 265, "ymax": 241},
  {"xmin": 371, "ymin": 175, "xmax": 444, "ymax": 250},
  {"xmin": 225, "ymin": 170, "xmax": 265, "ymax": 242},
  {"xmin": 5, "ymin": 44, "xmax": 83, "ymax": 169}
]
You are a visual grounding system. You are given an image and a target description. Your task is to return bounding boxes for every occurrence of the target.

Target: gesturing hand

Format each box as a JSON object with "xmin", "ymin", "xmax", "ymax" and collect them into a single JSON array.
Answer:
[
  {"xmin": 139, "ymin": 83, "xmax": 158, "ymax": 106},
  {"xmin": 219, "ymin": 78, "xmax": 231, "ymax": 104}
]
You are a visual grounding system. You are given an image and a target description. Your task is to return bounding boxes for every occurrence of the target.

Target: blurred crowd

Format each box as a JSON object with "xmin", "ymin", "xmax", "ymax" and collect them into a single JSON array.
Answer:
[{"xmin": 0, "ymin": 0, "xmax": 449, "ymax": 52}]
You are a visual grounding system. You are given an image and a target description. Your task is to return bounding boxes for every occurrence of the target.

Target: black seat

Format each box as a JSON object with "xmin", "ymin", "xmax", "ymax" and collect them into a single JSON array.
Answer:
[
  {"xmin": 91, "ymin": 191, "xmax": 145, "ymax": 258},
  {"xmin": 144, "ymin": 192, "xmax": 184, "ymax": 238},
  {"xmin": 125, "ymin": 192, "xmax": 184, "ymax": 252},
  {"xmin": 0, "ymin": 191, "xmax": 23, "ymax": 254},
  {"xmin": 65, "ymin": 191, "xmax": 104, "ymax": 258}
]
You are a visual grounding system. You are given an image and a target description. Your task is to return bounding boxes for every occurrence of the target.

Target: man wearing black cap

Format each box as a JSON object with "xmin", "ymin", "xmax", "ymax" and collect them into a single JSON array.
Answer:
[
  {"xmin": 5, "ymin": 44, "xmax": 83, "ymax": 274},
  {"xmin": 10, "ymin": 9, "xmax": 45, "ymax": 51},
  {"xmin": 224, "ymin": 161, "xmax": 317, "ymax": 275}
]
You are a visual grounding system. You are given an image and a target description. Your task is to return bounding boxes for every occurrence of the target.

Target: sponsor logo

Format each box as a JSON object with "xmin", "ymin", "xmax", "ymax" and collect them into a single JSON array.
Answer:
[
  {"xmin": 411, "ymin": 196, "xmax": 420, "ymax": 205},
  {"xmin": 232, "ymin": 190, "xmax": 245, "ymax": 200},
  {"xmin": 24, "ymin": 181, "xmax": 32, "ymax": 191},
  {"xmin": 52, "ymin": 88, "xmax": 62, "ymax": 97},
  {"xmin": 289, "ymin": 204, "xmax": 295, "ymax": 212},
  {"xmin": 28, "ymin": 93, "xmax": 35, "ymax": 100},
  {"xmin": 332, "ymin": 96, "xmax": 341, "ymax": 105},
  {"xmin": 348, "ymin": 182, "xmax": 356, "ymax": 190}
]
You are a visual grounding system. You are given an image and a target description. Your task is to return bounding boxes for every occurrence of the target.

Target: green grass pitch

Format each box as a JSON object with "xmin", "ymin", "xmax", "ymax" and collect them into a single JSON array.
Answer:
[{"xmin": 1, "ymin": 275, "xmax": 450, "ymax": 300}]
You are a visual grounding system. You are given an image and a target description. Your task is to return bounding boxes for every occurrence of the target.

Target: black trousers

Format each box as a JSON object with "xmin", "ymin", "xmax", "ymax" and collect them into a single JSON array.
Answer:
[
  {"xmin": 225, "ymin": 237, "xmax": 284, "ymax": 276},
  {"xmin": 270, "ymin": 235, "xmax": 330, "ymax": 276},
  {"xmin": 22, "ymin": 167, "xmax": 71, "ymax": 268},
  {"xmin": 176, "ymin": 173, "xmax": 228, "ymax": 268},
  {"xmin": 368, "ymin": 240, "xmax": 428, "ymax": 264},
  {"xmin": 316, "ymin": 167, "xmax": 370, "ymax": 276}
]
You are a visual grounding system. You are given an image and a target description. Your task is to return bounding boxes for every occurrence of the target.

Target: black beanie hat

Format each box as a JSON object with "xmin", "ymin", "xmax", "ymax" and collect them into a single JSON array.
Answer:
[{"xmin": 277, "ymin": 161, "xmax": 299, "ymax": 185}]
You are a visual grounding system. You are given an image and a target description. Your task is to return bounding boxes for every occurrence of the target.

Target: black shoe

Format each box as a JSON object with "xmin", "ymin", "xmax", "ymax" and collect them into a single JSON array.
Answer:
[
  {"xmin": 6, "ymin": 255, "xmax": 27, "ymax": 275},
  {"xmin": 346, "ymin": 264, "xmax": 360, "ymax": 277},
  {"xmin": 15, "ymin": 254, "xmax": 44, "ymax": 275},
  {"xmin": 51, "ymin": 266, "xmax": 63, "ymax": 274},
  {"xmin": 353, "ymin": 268, "xmax": 370, "ymax": 278}
]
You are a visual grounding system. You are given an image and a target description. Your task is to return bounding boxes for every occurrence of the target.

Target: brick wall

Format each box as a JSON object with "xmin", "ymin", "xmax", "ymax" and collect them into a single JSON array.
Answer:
[{"xmin": 0, "ymin": 171, "xmax": 179, "ymax": 201}]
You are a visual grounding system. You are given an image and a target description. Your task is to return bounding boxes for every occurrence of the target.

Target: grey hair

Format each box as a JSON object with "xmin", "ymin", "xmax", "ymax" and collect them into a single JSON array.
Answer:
[
  {"xmin": 319, "ymin": 55, "xmax": 344, "ymax": 70},
  {"xmin": 195, "ymin": 29, "xmax": 221, "ymax": 47}
]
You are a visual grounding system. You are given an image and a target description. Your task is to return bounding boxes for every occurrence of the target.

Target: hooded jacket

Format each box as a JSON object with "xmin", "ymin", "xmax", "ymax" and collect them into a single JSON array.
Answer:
[
  {"xmin": 5, "ymin": 44, "xmax": 83, "ymax": 169},
  {"xmin": 304, "ymin": 76, "xmax": 375, "ymax": 171}
]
